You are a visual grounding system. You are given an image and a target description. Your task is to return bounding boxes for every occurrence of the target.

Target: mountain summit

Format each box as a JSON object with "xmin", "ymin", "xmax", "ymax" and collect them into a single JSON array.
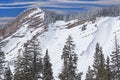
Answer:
[{"xmin": 0, "ymin": 8, "xmax": 46, "ymax": 38}]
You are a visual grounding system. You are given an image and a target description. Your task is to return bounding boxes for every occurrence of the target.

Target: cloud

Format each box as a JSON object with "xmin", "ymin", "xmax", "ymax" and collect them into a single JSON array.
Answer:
[
  {"xmin": 0, "ymin": 22, "xmax": 7, "ymax": 25},
  {"xmin": 0, "ymin": 17, "xmax": 15, "ymax": 25},
  {"xmin": 56, "ymin": 0, "xmax": 120, "ymax": 5},
  {"xmin": 0, "ymin": 1, "xmax": 53, "ymax": 7},
  {"xmin": 0, "ymin": 0, "xmax": 119, "ymax": 9},
  {"xmin": 0, "ymin": 1, "xmax": 50, "ymax": 9},
  {"xmin": 0, "ymin": 0, "xmax": 119, "ymax": 15},
  {"xmin": 0, "ymin": 17, "xmax": 15, "ymax": 21}
]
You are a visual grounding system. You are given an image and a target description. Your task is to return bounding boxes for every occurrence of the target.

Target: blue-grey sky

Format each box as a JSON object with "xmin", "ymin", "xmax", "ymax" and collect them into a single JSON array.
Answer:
[{"xmin": 0, "ymin": 0, "xmax": 120, "ymax": 25}]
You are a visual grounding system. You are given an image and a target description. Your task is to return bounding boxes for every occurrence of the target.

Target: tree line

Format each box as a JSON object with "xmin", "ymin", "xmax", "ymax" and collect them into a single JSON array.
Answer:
[
  {"xmin": 43, "ymin": 5, "xmax": 120, "ymax": 24},
  {"xmin": 0, "ymin": 35, "xmax": 120, "ymax": 80},
  {"xmin": 86, "ymin": 35, "xmax": 120, "ymax": 80}
]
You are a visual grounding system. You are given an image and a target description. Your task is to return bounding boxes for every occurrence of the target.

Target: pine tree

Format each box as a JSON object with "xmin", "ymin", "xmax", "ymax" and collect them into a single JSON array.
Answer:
[
  {"xmin": 14, "ymin": 38, "xmax": 43, "ymax": 80},
  {"xmin": 0, "ymin": 47, "xmax": 5, "ymax": 80},
  {"xmin": 110, "ymin": 35, "xmax": 120, "ymax": 80},
  {"xmin": 99, "ymin": 50, "xmax": 106, "ymax": 80},
  {"xmin": 59, "ymin": 35, "xmax": 78, "ymax": 80},
  {"xmin": 93, "ymin": 43, "xmax": 106, "ymax": 80},
  {"xmin": 43, "ymin": 49, "xmax": 54, "ymax": 80},
  {"xmin": 85, "ymin": 66, "xmax": 94, "ymax": 80},
  {"xmin": 20, "ymin": 41, "xmax": 34, "ymax": 80},
  {"xmin": 30, "ymin": 38, "xmax": 43, "ymax": 80},
  {"xmin": 105, "ymin": 56, "xmax": 112, "ymax": 80},
  {"xmin": 4, "ymin": 65, "xmax": 13, "ymax": 80},
  {"xmin": 93, "ymin": 43, "xmax": 100, "ymax": 80},
  {"xmin": 14, "ymin": 49, "xmax": 31, "ymax": 80},
  {"xmin": 14, "ymin": 49, "xmax": 24, "ymax": 80},
  {"xmin": 76, "ymin": 72, "xmax": 83, "ymax": 80}
]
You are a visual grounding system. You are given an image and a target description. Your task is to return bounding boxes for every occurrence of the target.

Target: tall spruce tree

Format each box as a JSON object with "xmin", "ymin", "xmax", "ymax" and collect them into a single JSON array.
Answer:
[
  {"xmin": 93, "ymin": 43, "xmax": 106, "ymax": 80},
  {"xmin": 4, "ymin": 65, "xmax": 13, "ymax": 80},
  {"xmin": 43, "ymin": 49, "xmax": 53, "ymax": 80},
  {"xmin": 0, "ymin": 47, "xmax": 5, "ymax": 80},
  {"xmin": 14, "ymin": 49, "xmax": 26, "ymax": 80},
  {"xmin": 14, "ymin": 47, "xmax": 33, "ymax": 80},
  {"xmin": 110, "ymin": 35, "xmax": 120, "ymax": 80},
  {"xmin": 14, "ymin": 38, "xmax": 43, "ymax": 80},
  {"xmin": 30, "ymin": 38, "xmax": 43, "ymax": 80},
  {"xmin": 76, "ymin": 72, "xmax": 83, "ymax": 80},
  {"xmin": 85, "ymin": 66, "xmax": 94, "ymax": 80},
  {"xmin": 59, "ymin": 35, "xmax": 78, "ymax": 80},
  {"xmin": 105, "ymin": 56, "xmax": 112, "ymax": 80}
]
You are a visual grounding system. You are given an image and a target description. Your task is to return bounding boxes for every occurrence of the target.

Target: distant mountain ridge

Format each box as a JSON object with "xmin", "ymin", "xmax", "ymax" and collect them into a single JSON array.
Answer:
[{"xmin": 1, "ymin": 5, "xmax": 120, "ymax": 39}]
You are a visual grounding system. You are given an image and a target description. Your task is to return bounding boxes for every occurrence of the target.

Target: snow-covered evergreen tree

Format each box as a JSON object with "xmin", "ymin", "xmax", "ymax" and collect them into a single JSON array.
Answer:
[
  {"xmin": 43, "ymin": 49, "xmax": 54, "ymax": 80},
  {"xmin": 0, "ymin": 47, "xmax": 5, "ymax": 80},
  {"xmin": 4, "ymin": 65, "xmax": 13, "ymax": 80},
  {"xmin": 110, "ymin": 35, "xmax": 120, "ymax": 80},
  {"xmin": 93, "ymin": 43, "xmax": 106, "ymax": 80},
  {"xmin": 59, "ymin": 35, "xmax": 78, "ymax": 80},
  {"xmin": 85, "ymin": 66, "xmax": 94, "ymax": 80},
  {"xmin": 105, "ymin": 56, "xmax": 112, "ymax": 80},
  {"xmin": 14, "ymin": 38, "xmax": 43, "ymax": 80}
]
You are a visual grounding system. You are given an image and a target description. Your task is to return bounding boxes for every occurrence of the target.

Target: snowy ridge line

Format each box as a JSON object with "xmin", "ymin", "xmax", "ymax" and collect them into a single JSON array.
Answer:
[{"xmin": 0, "ymin": 7, "xmax": 45, "ymax": 38}]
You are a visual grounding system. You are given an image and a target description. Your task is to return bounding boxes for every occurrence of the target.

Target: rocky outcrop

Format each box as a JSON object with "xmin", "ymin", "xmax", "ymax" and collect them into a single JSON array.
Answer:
[{"xmin": 0, "ymin": 8, "xmax": 46, "ymax": 38}]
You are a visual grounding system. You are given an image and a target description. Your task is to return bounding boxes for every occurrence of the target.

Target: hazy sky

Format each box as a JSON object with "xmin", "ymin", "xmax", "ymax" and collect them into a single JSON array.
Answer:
[{"xmin": 0, "ymin": 0, "xmax": 120, "ymax": 25}]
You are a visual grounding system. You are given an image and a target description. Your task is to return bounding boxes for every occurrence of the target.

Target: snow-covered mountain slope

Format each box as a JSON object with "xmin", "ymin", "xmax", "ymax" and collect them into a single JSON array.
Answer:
[
  {"xmin": 1, "ymin": 9, "xmax": 120, "ymax": 80},
  {"xmin": 38, "ymin": 17, "xmax": 120, "ymax": 80}
]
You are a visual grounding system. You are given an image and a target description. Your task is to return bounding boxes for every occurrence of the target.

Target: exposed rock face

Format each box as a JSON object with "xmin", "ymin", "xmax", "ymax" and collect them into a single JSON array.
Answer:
[{"xmin": 0, "ymin": 8, "xmax": 46, "ymax": 38}]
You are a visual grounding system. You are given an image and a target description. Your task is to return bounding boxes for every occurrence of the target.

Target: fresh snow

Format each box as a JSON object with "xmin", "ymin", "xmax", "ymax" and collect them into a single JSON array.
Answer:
[{"xmin": 1, "ymin": 16, "xmax": 120, "ymax": 80}]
